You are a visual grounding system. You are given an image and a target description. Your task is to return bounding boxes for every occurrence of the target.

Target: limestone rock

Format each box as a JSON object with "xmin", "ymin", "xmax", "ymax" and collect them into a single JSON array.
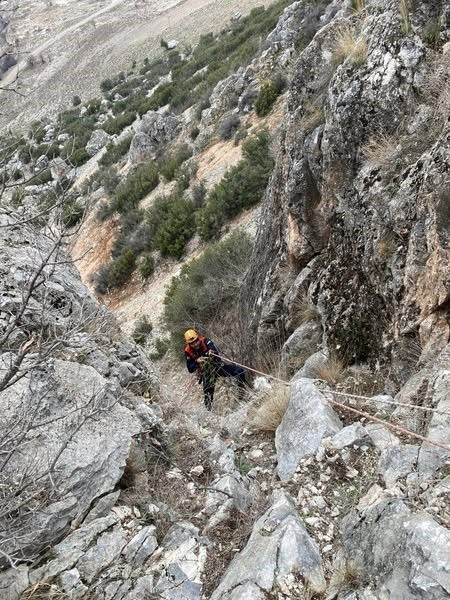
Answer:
[
  {"xmin": 378, "ymin": 445, "xmax": 419, "ymax": 488},
  {"xmin": 323, "ymin": 423, "xmax": 370, "ymax": 451},
  {"xmin": 334, "ymin": 499, "xmax": 450, "ymax": 599},
  {"xmin": 122, "ymin": 526, "xmax": 158, "ymax": 565},
  {"xmin": 211, "ymin": 490, "xmax": 326, "ymax": 599},
  {"xmin": 276, "ymin": 378, "xmax": 342, "ymax": 480},
  {"xmin": 129, "ymin": 111, "xmax": 179, "ymax": 162},
  {"xmin": 86, "ymin": 129, "xmax": 110, "ymax": 156}
]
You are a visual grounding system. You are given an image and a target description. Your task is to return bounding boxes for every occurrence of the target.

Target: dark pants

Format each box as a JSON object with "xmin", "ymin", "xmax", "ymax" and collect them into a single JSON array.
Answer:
[{"xmin": 202, "ymin": 363, "xmax": 246, "ymax": 410}]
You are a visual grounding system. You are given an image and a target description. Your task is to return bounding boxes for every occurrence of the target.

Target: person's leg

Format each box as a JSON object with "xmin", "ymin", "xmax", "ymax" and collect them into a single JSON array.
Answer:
[
  {"xmin": 218, "ymin": 364, "xmax": 247, "ymax": 396},
  {"xmin": 203, "ymin": 374, "xmax": 215, "ymax": 410}
]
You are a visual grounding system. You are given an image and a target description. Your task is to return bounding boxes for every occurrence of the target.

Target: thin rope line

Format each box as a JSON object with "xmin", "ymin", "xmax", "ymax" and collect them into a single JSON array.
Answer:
[{"xmin": 209, "ymin": 352, "xmax": 450, "ymax": 453}]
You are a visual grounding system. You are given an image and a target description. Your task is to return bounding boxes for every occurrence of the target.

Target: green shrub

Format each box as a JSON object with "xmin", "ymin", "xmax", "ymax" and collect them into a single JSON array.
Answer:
[
  {"xmin": 29, "ymin": 168, "xmax": 53, "ymax": 185},
  {"xmin": 219, "ymin": 113, "xmax": 241, "ymax": 140},
  {"xmin": 63, "ymin": 197, "xmax": 84, "ymax": 228},
  {"xmin": 190, "ymin": 126, "xmax": 200, "ymax": 140},
  {"xmin": 163, "ymin": 230, "xmax": 253, "ymax": 352},
  {"xmin": 132, "ymin": 315, "xmax": 153, "ymax": 345},
  {"xmin": 94, "ymin": 248, "xmax": 137, "ymax": 293},
  {"xmin": 103, "ymin": 112, "xmax": 136, "ymax": 135},
  {"xmin": 154, "ymin": 196, "xmax": 195, "ymax": 258},
  {"xmin": 113, "ymin": 162, "xmax": 159, "ymax": 213},
  {"xmin": 197, "ymin": 130, "xmax": 273, "ymax": 239},
  {"xmin": 159, "ymin": 144, "xmax": 193, "ymax": 181},
  {"xmin": 150, "ymin": 337, "xmax": 169, "ymax": 360},
  {"xmin": 191, "ymin": 181, "xmax": 207, "ymax": 207},
  {"xmin": 66, "ymin": 147, "xmax": 90, "ymax": 167},
  {"xmin": 255, "ymin": 81, "xmax": 279, "ymax": 117},
  {"xmin": 99, "ymin": 136, "xmax": 132, "ymax": 167},
  {"xmin": 139, "ymin": 254, "xmax": 155, "ymax": 279}
]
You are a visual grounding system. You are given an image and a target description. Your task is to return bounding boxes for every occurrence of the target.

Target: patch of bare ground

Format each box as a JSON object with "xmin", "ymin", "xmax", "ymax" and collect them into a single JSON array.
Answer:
[{"xmin": 70, "ymin": 209, "xmax": 120, "ymax": 288}]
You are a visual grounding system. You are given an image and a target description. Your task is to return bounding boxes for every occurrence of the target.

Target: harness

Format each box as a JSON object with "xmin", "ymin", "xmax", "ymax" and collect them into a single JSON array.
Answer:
[{"xmin": 184, "ymin": 336, "xmax": 209, "ymax": 360}]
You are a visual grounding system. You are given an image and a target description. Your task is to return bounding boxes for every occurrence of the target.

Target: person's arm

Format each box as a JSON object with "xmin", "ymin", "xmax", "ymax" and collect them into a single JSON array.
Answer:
[
  {"xmin": 206, "ymin": 339, "xmax": 220, "ymax": 358},
  {"xmin": 185, "ymin": 352, "xmax": 198, "ymax": 373}
]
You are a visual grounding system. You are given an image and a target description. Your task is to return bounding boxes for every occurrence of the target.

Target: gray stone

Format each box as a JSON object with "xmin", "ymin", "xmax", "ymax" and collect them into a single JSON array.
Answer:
[
  {"xmin": 323, "ymin": 423, "xmax": 370, "ymax": 450},
  {"xmin": 283, "ymin": 321, "xmax": 322, "ymax": 356},
  {"xmin": 335, "ymin": 499, "xmax": 450, "ymax": 599},
  {"xmin": 32, "ymin": 514, "xmax": 119, "ymax": 580},
  {"xmin": 76, "ymin": 526, "xmax": 127, "ymax": 583},
  {"xmin": 122, "ymin": 526, "xmax": 158, "ymax": 565},
  {"xmin": 378, "ymin": 445, "xmax": 419, "ymax": 488},
  {"xmin": 84, "ymin": 491, "xmax": 120, "ymax": 524},
  {"xmin": 276, "ymin": 378, "xmax": 342, "ymax": 480},
  {"xmin": 211, "ymin": 490, "xmax": 325, "ymax": 599},
  {"xmin": 86, "ymin": 129, "xmax": 110, "ymax": 156},
  {"xmin": 151, "ymin": 522, "xmax": 206, "ymax": 600},
  {"xmin": 296, "ymin": 349, "xmax": 329, "ymax": 379},
  {"xmin": 0, "ymin": 566, "xmax": 30, "ymax": 600},
  {"xmin": 129, "ymin": 111, "xmax": 179, "ymax": 163},
  {"xmin": 365, "ymin": 423, "xmax": 401, "ymax": 450}
]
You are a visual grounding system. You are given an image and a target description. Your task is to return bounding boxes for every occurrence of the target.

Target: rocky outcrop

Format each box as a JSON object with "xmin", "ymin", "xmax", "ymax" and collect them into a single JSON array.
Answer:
[
  {"xmin": 211, "ymin": 490, "xmax": 326, "ymax": 599},
  {"xmin": 241, "ymin": 0, "xmax": 450, "ymax": 381},
  {"xmin": 276, "ymin": 378, "xmax": 342, "ymax": 480},
  {"xmin": 332, "ymin": 495, "xmax": 450, "ymax": 599},
  {"xmin": 129, "ymin": 111, "xmax": 179, "ymax": 163},
  {"xmin": 86, "ymin": 129, "xmax": 110, "ymax": 156},
  {"xmin": 0, "ymin": 213, "xmax": 161, "ymax": 570}
]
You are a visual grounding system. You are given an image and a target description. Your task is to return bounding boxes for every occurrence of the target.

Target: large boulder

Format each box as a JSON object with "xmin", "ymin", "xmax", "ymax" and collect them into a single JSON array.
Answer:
[
  {"xmin": 276, "ymin": 378, "xmax": 342, "ymax": 480},
  {"xmin": 129, "ymin": 111, "xmax": 179, "ymax": 162},
  {"xmin": 211, "ymin": 490, "xmax": 326, "ymax": 599}
]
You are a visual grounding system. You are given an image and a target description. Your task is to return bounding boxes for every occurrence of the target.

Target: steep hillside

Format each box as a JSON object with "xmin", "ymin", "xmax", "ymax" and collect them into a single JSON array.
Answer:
[
  {"xmin": 0, "ymin": 0, "xmax": 449, "ymax": 599},
  {"xmin": 0, "ymin": 0, "xmax": 274, "ymax": 129}
]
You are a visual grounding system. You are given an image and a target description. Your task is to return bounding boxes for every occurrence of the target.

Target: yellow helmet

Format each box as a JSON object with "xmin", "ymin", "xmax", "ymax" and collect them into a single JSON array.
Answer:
[{"xmin": 184, "ymin": 329, "xmax": 199, "ymax": 343}]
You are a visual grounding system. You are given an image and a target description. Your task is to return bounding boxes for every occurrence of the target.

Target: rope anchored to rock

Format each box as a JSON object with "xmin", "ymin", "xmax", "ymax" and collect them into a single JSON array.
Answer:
[{"xmin": 209, "ymin": 352, "xmax": 450, "ymax": 454}]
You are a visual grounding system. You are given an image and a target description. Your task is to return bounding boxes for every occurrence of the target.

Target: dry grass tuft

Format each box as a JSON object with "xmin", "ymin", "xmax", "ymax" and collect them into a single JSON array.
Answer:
[
  {"xmin": 292, "ymin": 296, "xmax": 321, "ymax": 326},
  {"xmin": 332, "ymin": 26, "xmax": 368, "ymax": 66},
  {"xmin": 313, "ymin": 353, "xmax": 346, "ymax": 385},
  {"xmin": 362, "ymin": 133, "xmax": 399, "ymax": 169},
  {"xmin": 399, "ymin": 0, "xmax": 411, "ymax": 34},
  {"xmin": 21, "ymin": 582, "xmax": 69, "ymax": 599},
  {"xmin": 329, "ymin": 558, "xmax": 363, "ymax": 594},
  {"xmin": 250, "ymin": 383, "xmax": 289, "ymax": 432},
  {"xmin": 299, "ymin": 105, "xmax": 325, "ymax": 134},
  {"xmin": 351, "ymin": 0, "xmax": 365, "ymax": 13}
]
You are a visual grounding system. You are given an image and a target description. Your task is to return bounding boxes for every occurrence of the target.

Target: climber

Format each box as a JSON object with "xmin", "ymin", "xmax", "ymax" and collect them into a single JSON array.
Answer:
[{"xmin": 184, "ymin": 329, "xmax": 247, "ymax": 410}]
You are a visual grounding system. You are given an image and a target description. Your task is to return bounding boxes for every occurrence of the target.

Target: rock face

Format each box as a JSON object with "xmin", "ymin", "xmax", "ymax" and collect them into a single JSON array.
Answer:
[
  {"xmin": 211, "ymin": 490, "xmax": 326, "ymax": 599},
  {"xmin": 129, "ymin": 111, "xmax": 179, "ymax": 162},
  {"xmin": 241, "ymin": 0, "xmax": 450, "ymax": 379},
  {"xmin": 0, "ymin": 214, "xmax": 161, "ymax": 567},
  {"xmin": 276, "ymin": 378, "xmax": 342, "ymax": 480},
  {"xmin": 334, "ymin": 498, "xmax": 450, "ymax": 599},
  {"xmin": 85, "ymin": 129, "xmax": 110, "ymax": 156}
]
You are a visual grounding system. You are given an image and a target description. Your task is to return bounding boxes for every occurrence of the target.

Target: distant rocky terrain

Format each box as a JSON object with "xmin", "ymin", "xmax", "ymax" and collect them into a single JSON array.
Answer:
[{"xmin": 0, "ymin": 0, "xmax": 449, "ymax": 598}]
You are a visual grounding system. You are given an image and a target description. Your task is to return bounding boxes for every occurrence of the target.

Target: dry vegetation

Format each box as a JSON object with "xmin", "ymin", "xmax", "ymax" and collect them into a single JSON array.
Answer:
[
  {"xmin": 313, "ymin": 353, "xmax": 347, "ymax": 386},
  {"xmin": 332, "ymin": 26, "xmax": 368, "ymax": 66},
  {"xmin": 362, "ymin": 133, "xmax": 399, "ymax": 168},
  {"xmin": 20, "ymin": 582, "xmax": 69, "ymax": 599},
  {"xmin": 250, "ymin": 383, "xmax": 290, "ymax": 432}
]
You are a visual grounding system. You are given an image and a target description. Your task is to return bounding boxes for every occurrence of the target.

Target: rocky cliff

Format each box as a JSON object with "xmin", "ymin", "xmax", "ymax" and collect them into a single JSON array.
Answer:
[{"xmin": 242, "ymin": 0, "xmax": 449, "ymax": 385}]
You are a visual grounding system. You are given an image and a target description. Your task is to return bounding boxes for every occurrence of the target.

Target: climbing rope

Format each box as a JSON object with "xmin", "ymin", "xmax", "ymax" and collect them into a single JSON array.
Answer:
[{"xmin": 209, "ymin": 352, "xmax": 450, "ymax": 453}]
